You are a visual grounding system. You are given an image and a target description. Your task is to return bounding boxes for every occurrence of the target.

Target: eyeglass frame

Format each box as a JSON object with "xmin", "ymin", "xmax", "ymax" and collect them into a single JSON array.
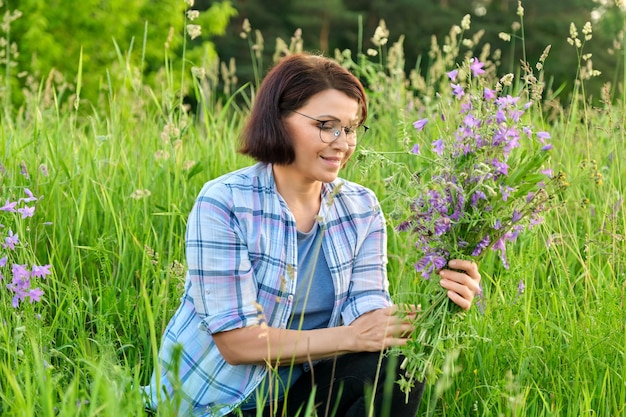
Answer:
[{"xmin": 292, "ymin": 110, "xmax": 369, "ymax": 147}]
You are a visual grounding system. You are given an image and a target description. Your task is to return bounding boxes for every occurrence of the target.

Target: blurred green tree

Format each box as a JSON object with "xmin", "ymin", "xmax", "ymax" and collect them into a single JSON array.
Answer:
[
  {"xmin": 212, "ymin": 0, "xmax": 622, "ymax": 104},
  {"xmin": 1, "ymin": 0, "xmax": 236, "ymax": 109}
]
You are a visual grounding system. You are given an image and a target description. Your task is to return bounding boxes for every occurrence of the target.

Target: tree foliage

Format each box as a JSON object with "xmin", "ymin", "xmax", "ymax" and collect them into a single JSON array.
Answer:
[
  {"xmin": 1, "ymin": 0, "xmax": 236, "ymax": 107},
  {"xmin": 212, "ymin": 0, "xmax": 623, "ymax": 103},
  {"xmin": 1, "ymin": 0, "xmax": 622, "ymax": 109}
]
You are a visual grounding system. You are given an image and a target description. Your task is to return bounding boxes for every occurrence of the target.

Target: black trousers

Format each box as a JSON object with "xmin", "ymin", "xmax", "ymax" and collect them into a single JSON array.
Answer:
[{"xmin": 233, "ymin": 351, "xmax": 425, "ymax": 417}]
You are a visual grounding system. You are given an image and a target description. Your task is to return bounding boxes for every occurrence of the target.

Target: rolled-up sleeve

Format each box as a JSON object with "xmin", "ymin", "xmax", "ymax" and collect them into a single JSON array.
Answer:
[
  {"xmin": 340, "ymin": 203, "xmax": 392, "ymax": 325},
  {"xmin": 185, "ymin": 182, "xmax": 261, "ymax": 334},
  {"xmin": 319, "ymin": 184, "xmax": 392, "ymax": 326}
]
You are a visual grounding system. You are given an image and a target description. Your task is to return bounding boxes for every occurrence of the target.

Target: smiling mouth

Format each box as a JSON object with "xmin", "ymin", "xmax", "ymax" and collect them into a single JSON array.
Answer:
[{"xmin": 321, "ymin": 156, "xmax": 342, "ymax": 163}]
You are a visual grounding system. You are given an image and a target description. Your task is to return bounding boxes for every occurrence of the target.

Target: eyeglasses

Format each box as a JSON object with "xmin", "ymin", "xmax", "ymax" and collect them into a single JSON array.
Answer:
[{"xmin": 292, "ymin": 111, "xmax": 368, "ymax": 147}]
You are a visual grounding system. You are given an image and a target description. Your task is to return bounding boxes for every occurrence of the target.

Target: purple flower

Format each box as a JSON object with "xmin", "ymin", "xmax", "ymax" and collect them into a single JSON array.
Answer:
[
  {"xmin": 500, "ymin": 185, "xmax": 515, "ymax": 201},
  {"xmin": 460, "ymin": 101, "xmax": 473, "ymax": 114},
  {"xmin": 536, "ymin": 131, "xmax": 551, "ymax": 142},
  {"xmin": 529, "ymin": 214, "xmax": 544, "ymax": 228},
  {"xmin": 28, "ymin": 287, "xmax": 44, "ymax": 303},
  {"xmin": 12, "ymin": 263, "xmax": 30, "ymax": 281},
  {"xmin": 451, "ymin": 83, "xmax": 465, "ymax": 98},
  {"xmin": 471, "ymin": 191, "xmax": 487, "ymax": 207},
  {"xmin": 483, "ymin": 87, "xmax": 495, "ymax": 100},
  {"xmin": 492, "ymin": 238, "xmax": 509, "ymax": 269},
  {"xmin": 523, "ymin": 126, "xmax": 533, "ymax": 137},
  {"xmin": 475, "ymin": 283, "xmax": 485, "ymax": 314},
  {"xmin": 21, "ymin": 188, "xmax": 39, "ymax": 203},
  {"xmin": 413, "ymin": 118, "xmax": 429, "ymax": 131},
  {"xmin": 496, "ymin": 95, "xmax": 520, "ymax": 108},
  {"xmin": 17, "ymin": 205, "xmax": 35, "ymax": 219},
  {"xmin": 541, "ymin": 144, "xmax": 553, "ymax": 151},
  {"xmin": 509, "ymin": 109, "xmax": 524, "ymax": 122},
  {"xmin": 1, "ymin": 200, "xmax": 17, "ymax": 212},
  {"xmin": 0, "ymin": 256, "xmax": 6, "ymax": 267},
  {"xmin": 4, "ymin": 230, "xmax": 19, "ymax": 250},
  {"xmin": 469, "ymin": 58, "xmax": 486, "ymax": 77},
  {"xmin": 411, "ymin": 144, "xmax": 420, "ymax": 155},
  {"xmin": 541, "ymin": 168, "xmax": 554, "ymax": 178},
  {"xmin": 492, "ymin": 159, "xmax": 509, "ymax": 177},
  {"xmin": 495, "ymin": 109, "xmax": 507, "ymax": 124},
  {"xmin": 463, "ymin": 114, "xmax": 480, "ymax": 128},
  {"xmin": 472, "ymin": 235, "xmax": 490, "ymax": 256},
  {"xmin": 434, "ymin": 217, "xmax": 451, "ymax": 236},
  {"xmin": 432, "ymin": 139, "xmax": 445, "ymax": 155},
  {"xmin": 395, "ymin": 220, "xmax": 412, "ymax": 232},
  {"xmin": 517, "ymin": 280, "xmax": 525, "ymax": 295},
  {"xmin": 31, "ymin": 264, "xmax": 52, "ymax": 278},
  {"xmin": 512, "ymin": 210, "xmax": 523, "ymax": 223},
  {"xmin": 446, "ymin": 69, "xmax": 458, "ymax": 81}
]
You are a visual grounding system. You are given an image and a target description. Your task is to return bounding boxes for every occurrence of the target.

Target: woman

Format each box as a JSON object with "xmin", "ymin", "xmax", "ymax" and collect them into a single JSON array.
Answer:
[{"xmin": 142, "ymin": 53, "xmax": 481, "ymax": 417}]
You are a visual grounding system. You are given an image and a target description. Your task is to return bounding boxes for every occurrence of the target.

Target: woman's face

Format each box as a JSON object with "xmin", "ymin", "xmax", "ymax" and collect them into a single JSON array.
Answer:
[{"xmin": 283, "ymin": 89, "xmax": 361, "ymax": 184}]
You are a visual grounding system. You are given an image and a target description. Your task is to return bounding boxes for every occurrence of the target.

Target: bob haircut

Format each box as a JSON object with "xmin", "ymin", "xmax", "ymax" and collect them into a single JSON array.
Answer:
[{"xmin": 239, "ymin": 53, "xmax": 368, "ymax": 165}]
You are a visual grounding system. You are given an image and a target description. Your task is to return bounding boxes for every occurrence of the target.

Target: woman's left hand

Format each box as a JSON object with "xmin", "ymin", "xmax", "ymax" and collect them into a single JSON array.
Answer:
[{"xmin": 438, "ymin": 259, "xmax": 481, "ymax": 311}]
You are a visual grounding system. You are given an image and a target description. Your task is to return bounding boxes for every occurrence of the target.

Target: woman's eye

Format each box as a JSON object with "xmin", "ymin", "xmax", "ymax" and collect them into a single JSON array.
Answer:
[{"xmin": 320, "ymin": 121, "xmax": 337, "ymax": 131}]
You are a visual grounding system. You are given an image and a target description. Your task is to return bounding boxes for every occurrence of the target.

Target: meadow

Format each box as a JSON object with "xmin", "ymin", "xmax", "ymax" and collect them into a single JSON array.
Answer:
[{"xmin": 1, "ymin": 9, "xmax": 625, "ymax": 417}]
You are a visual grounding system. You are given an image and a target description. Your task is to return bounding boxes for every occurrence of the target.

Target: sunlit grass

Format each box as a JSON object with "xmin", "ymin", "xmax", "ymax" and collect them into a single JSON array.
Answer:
[{"xmin": 0, "ymin": 6, "xmax": 625, "ymax": 417}]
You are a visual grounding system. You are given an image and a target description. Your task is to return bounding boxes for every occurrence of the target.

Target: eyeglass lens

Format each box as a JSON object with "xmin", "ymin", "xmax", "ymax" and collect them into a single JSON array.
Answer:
[{"xmin": 319, "ymin": 121, "xmax": 362, "ymax": 146}]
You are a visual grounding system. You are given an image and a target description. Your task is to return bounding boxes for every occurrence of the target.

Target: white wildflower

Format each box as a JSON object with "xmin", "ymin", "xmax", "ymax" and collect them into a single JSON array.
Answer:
[
  {"xmin": 191, "ymin": 66, "xmax": 206, "ymax": 79},
  {"xmin": 187, "ymin": 24, "xmax": 201, "ymax": 40},
  {"xmin": 500, "ymin": 73, "xmax": 514, "ymax": 86},
  {"xmin": 371, "ymin": 20, "xmax": 389, "ymax": 47},
  {"xmin": 582, "ymin": 21, "xmax": 592, "ymax": 40},
  {"xmin": 461, "ymin": 14, "xmax": 471, "ymax": 31},
  {"xmin": 499, "ymin": 32, "xmax": 511, "ymax": 42},
  {"xmin": 186, "ymin": 10, "xmax": 200, "ymax": 21},
  {"xmin": 130, "ymin": 189, "xmax": 152, "ymax": 200}
]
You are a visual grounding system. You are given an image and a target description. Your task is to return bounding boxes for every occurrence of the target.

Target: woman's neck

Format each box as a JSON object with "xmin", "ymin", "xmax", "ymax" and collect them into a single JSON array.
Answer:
[{"xmin": 273, "ymin": 165, "xmax": 322, "ymax": 232}]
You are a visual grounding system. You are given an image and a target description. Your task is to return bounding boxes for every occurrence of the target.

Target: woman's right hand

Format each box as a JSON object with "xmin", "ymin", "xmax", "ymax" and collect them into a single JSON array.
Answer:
[{"xmin": 348, "ymin": 305, "xmax": 418, "ymax": 352}]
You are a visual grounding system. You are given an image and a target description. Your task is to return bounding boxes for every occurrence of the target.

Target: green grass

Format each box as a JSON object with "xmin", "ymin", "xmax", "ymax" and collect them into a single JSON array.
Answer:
[{"xmin": 1, "ymin": 10, "xmax": 625, "ymax": 417}]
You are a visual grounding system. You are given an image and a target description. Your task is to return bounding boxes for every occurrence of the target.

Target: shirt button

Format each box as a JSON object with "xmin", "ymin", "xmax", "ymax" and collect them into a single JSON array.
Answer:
[{"xmin": 287, "ymin": 294, "xmax": 294, "ymax": 302}]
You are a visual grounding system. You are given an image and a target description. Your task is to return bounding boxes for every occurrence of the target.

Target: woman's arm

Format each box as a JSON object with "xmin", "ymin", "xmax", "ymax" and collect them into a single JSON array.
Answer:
[{"xmin": 212, "ymin": 305, "xmax": 417, "ymax": 366}]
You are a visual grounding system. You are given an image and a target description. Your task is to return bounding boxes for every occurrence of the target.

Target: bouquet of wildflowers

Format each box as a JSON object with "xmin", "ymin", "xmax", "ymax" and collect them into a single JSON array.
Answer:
[{"xmin": 391, "ymin": 57, "xmax": 568, "ymax": 392}]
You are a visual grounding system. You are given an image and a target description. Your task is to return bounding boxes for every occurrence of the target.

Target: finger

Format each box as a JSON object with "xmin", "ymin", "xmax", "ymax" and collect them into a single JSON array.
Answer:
[
  {"xmin": 440, "ymin": 268, "xmax": 481, "ymax": 297},
  {"xmin": 446, "ymin": 289, "xmax": 472, "ymax": 311},
  {"xmin": 387, "ymin": 319, "xmax": 415, "ymax": 338},
  {"xmin": 382, "ymin": 338, "xmax": 408, "ymax": 349},
  {"xmin": 440, "ymin": 277, "xmax": 473, "ymax": 300},
  {"xmin": 448, "ymin": 259, "xmax": 481, "ymax": 281}
]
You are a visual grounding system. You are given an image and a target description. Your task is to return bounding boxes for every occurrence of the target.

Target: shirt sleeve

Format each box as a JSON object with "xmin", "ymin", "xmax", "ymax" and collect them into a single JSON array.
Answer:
[
  {"xmin": 339, "ymin": 190, "xmax": 393, "ymax": 325},
  {"xmin": 185, "ymin": 182, "xmax": 261, "ymax": 334}
]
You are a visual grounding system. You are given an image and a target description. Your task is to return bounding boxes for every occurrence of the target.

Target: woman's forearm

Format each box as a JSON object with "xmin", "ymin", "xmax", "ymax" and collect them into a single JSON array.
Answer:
[
  {"xmin": 212, "ymin": 325, "xmax": 358, "ymax": 366},
  {"xmin": 212, "ymin": 306, "xmax": 415, "ymax": 366}
]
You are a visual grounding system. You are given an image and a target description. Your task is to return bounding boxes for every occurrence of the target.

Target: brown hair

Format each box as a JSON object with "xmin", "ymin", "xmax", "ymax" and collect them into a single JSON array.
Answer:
[{"xmin": 239, "ymin": 53, "xmax": 368, "ymax": 164}]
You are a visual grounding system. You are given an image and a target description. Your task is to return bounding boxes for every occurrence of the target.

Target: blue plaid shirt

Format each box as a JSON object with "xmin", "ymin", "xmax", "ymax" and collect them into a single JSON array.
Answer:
[{"xmin": 142, "ymin": 162, "xmax": 392, "ymax": 416}]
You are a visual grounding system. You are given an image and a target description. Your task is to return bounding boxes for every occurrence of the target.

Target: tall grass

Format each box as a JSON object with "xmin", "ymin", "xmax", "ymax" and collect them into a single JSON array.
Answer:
[{"xmin": 0, "ymin": 5, "xmax": 624, "ymax": 417}]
